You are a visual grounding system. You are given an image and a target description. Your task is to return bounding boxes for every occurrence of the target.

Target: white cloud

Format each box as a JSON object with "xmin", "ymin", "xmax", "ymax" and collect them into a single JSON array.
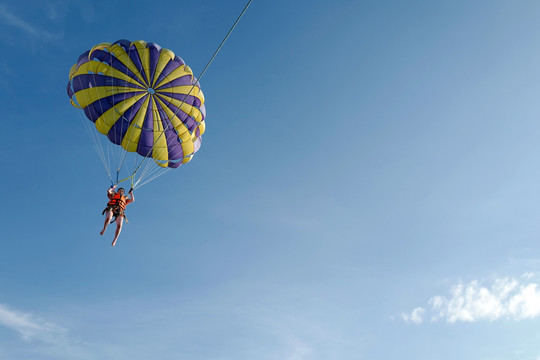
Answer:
[
  {"xmin": 0, "ymin": 303, "xmax": 65, "ymax": 342},
  {"xmin": 0, "ymin": 4, "xmax": 59, "ymax": 41},
  {"xmin": 522, "ymin": 272, "xmax": 535, "ymax": 280},
  {"xmin": 0, "ymin": 303, "xmax": 94, "ymax": 359},
  {"xmin": 402, "ymin": 273, "xmax": 540, "ymax": 324},
  {"xmin": 401, "ymin": 307, "xmax": 425, "ymax": 324},
  {"xmin": 0, "ymin": 4, "xmax": 39, "ymax": 36}
]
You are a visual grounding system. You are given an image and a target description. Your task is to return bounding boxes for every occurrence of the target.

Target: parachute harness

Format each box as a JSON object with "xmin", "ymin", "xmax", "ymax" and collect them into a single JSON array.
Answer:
[{"xmin": 102, "ymin": 192, "xmax": 130, "ymax": 224}]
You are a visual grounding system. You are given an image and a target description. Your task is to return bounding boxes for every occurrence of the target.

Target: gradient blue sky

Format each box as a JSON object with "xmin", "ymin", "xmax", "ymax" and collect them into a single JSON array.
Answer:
[{"xmin": 1, "ymin": 0, "xmax": 540, "ymax": 359}]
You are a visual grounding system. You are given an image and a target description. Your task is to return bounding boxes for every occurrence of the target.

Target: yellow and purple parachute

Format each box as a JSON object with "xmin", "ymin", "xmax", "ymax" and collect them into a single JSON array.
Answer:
[{"xmin": 67, "ymin": 39, "xmax": 206, "ymax": 188}]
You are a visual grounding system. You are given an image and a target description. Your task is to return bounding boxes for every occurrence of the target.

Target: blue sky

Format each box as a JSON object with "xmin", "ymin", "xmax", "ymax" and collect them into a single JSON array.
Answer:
[{"xmin": 1, "ymin": 0, "xmax": 540, "ymax": 359}]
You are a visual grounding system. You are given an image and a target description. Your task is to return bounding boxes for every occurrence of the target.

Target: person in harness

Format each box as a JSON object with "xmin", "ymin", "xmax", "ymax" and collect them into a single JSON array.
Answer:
[{"xmin": 100, "ymin": 185, "xmax": 134, "ymax": 246}]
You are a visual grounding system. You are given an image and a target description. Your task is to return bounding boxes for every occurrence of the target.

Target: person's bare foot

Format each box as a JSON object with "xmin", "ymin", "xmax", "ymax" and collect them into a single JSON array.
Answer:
[
  {"xmin": 111, "ymin": 239, "xmax": 117, "ymax": 246},
  {"xmin": 100, "ymin": 230, "xmax": 105, "ymax": 236}
]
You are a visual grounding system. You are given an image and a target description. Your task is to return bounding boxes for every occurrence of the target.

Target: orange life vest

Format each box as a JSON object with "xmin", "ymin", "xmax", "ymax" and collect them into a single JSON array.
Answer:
[{"xmin": 108, "ymin": 193, "xmax": 127, "ymax": 211}]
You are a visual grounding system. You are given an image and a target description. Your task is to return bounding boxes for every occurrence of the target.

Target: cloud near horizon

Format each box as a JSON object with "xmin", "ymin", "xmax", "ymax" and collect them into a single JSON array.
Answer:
[
  {"xmin": 402, "ymin": 274, "xmax": 540, "ymax": 324},
  {"xmin": 0, "ymin": 303, "xmax": 97, "ymax": 359},
  {"xmin": 0, "ymin": 303, "xmax": 66, "ymax": 342}
]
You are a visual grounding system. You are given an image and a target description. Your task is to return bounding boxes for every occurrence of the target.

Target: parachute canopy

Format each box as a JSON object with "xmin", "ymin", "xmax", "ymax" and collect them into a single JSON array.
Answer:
[{"xmin": 67, "ymin": 39, "xmax": 206, "ymax": 171}]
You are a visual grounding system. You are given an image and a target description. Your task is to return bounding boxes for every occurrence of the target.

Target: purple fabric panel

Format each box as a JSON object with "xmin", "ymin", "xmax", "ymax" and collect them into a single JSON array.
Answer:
[
  {"xmin": 90, "ymin": 49, "xmax": 113, "ymax": 64},
  {"xmin": 152, "ymin": 57, "xmax": 184, "ymax": 86},
  {"xmin": 174, "ymin": 55, "xmax": 185, "ymax": 65},
  {"xmin": 136, "ymin": 99, "xmax": 154, "ymax": 157},
  {"xmin": 140, "ymin": 99, "xmax": 154, "ymax": 131},
  {"xmin": 106, "ymin": 96, "xmax": 147, "ymax": 145},
  {"xmin": 156, "ymin": 75, "xmax": 196, "ymax": 98},
  {"xmin": 153, "ymin": 60, "xmax": 176, "ymax": 87},
  {"xmin": 156, "ymin": 75, "xmax": 194, "ymax": 88},
  {"xmin": 71, "ymin": 74, "xmax": 92, "ymax": 93},
  {"xmin": 137, "ymin": 130, "xmax": 154, "ymax": 157},
  {"xmin": 184, "ymin": 117, "xmax": 197, "ymax": 132},
  {"xmin": 114, "ymin": 39, "xmax": 132, "ymax": 50},
  {"xmin": 71, "ymin": 74, "xmax": 143, "ymax": 92},
  {"xmin": 200, "ymin": 104, "xmax": 206, "ymax": 120},
  {"xmin": 155, "ymin": 97, "xmax": 198, "ymax": 131},
  {"xmin": 192, "ymin": 76, "xmax": 201, "ymax": 88},
  {"xmin": 156, "ymin": 75, "xmax": 191, "ymax": 91},
  {"xmin": 84, "ymin": 92, "xmax": 140, "ymax": 116},
  {"xmin": 164, "ymin": 128, "xmax": 182, "ymax": 160},
  {"xmin": 107, "ymin": 57, "xmax": 145, "ymax": 86},
  {"xmin": 155, "ymin": 75, "xmax": 202, "ymax": 107},
  {"xmin": 119, "ymin": 95, "xmax": 146, "ymax": 125},
  {"xmin": 147, "ymin": 43, "xmax": 161, "ymax": 86},
  {"xmin": 155, "ymin": 94, "xmax": 189, "ymax": 122},
  {"xmin": 168, "ymin": 161, "xmax": 182, "ymax": 168},
  {"xmin": 156, "ymin": 105, "xmax": 182, "ymax": 161},
  {"xmin": 107, "ymin": 91, "xmax": 145, "ymax": 106},
  {"xmin": 81, "ymin": 92, "xmax": 145, "ymax": 122},
  {"xmin": 193, "ymin": 137, "xmax": 202, "ymax": 153},
  {"xmin": 76, "ymin": 51, "xmax": 90, "ymax": 68},
  {"xmin": 83, "ymin": 105, "xmax": 100, "ymax": 124},
  {"xmin": 146, "ymin": 42, "xmax": 162, "ymax": 52},
  {"xmin": 87, "ymin": 100, "xmax": 112, "ymax": 122},
  {"xmin": 94, "ymin": 54, "xmax": 146, "ymax": 87},
  {"xmin": 107, "ymin": 117, "xmax": 131, "ymax": 145},
  {"xmin": 75, "ymin": 48, "xmax": 145, "ymax": 87},
  {"xmin": 127, "ymin": 43, "xmax": 148, "ymax": 85},
  {"xmin": 67, "ymin": 80, "xmax": 74, "ymax": 98},
  {"xmin": 156, "ymin": 91, "xmax": 198, "ymax": 107}
]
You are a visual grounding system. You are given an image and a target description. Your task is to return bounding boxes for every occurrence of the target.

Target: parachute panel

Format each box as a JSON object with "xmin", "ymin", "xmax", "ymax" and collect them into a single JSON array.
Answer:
[{"xmin": 67, "ymin": 39, "xmax": 206, "ymax": 170}]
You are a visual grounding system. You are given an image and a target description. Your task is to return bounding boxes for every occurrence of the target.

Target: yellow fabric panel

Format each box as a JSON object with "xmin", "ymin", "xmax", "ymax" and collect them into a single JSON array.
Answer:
[
  {"xmin": 121, "ymin": 96, "xmax": 150, "ymax": 152},
  {"xmin": 188, "ymin": 106, "xmax": 203, "ymax": 124},
  {"xmin": 155, "ymin": 91, "xmax": 203, "ymax": 128},
  {"xmin": 178, "ymin": 130, "xmax": 192, "ymax": 142},
  {"xmin": 70, "ymin": 60, "xmax": 101, "ymax": 77},
  {"xmin": 159, "ymin": 85, "xmax": 205, "ymax": 106},
  {"xmin": 94, "ymin": 109, "xmax": 122, "ymax": 136},
  {"xmin": 181, "ymin": 139, "xmax": 194, "ymax": 156},
  {"xmin": 73, "ymin": 86, "xmax": 104, "ymax": 109},
  {"xmin": 73, "ymin": 61, "xmax": 145, "ymax": 89},
  {"xmin": 151, "ymin": 48, "xmax": 175, "ymax": 88},
  {"xmin": 196, "ymin": 121, "xmax": 206, "ymax": 137},
  {"xmin": 89, "ymin": 42, "xmax": 113, "ymax": 56},
  {"xmin": 132, "ymin": 40, "xmax": 148, "ymax": 47},
  {"xmin": 183, "ymin": 65, "xmax": 193, "ymax": 76},
  {"xmin": 94, "ymin": 94, "xmax": 146, "ymax": 135},
  {"xmin": 154, "ymin": 96, "xmax": 191, "ymax": 141},
  {"xmin": 156, "ymin": 92, "xmax": 198, "ymax": 117},
  {"xmin": 68, "ymin": 63, "xmax": 78, "ymax": 79},
  {"xmin": 152, "ymin": 159, "xmax": 169, "ymax": 168},
  {"xmin": 132, "ymin": 41, "xmax": 150, "ymax": 85},
  {"xmin": 197, "ymin": 87, "xmax": 205, "ymax": 104},
  {"xmin": 150, "ymin": 96, "xmax": 169, "ymax": 162},
  {"xmin": 153, "ymin": 65, "xmax": 192, "ymax": 89},
  {"xmin": 182, "ymin": 154, "xmax": 193, "ymax": 164},
  {"xmin": 108, "ymin": 43, "xmax": 147, "ymax": 86},
  {"xmin": 70, "ymin": 98, "xmax": 82, "ymax": 109},
  {"xmin": 74, "ymin": 86, "xmax": 142, "ymax": 109}
]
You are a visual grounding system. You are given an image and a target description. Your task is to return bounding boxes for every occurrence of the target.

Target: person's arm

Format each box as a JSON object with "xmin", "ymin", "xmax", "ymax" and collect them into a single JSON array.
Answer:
[
  {"xmin": 127, "ymin": 189, "xmax": 135, "ymax": 204},
  {"xmin": 107, "ymin": 185, "xmax": 116, "ymax": 199}
]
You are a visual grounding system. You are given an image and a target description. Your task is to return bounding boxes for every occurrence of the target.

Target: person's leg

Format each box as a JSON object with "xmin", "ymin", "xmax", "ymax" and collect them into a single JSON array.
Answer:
[
  {"xmin": 111, "ymin": 216, "xmax": 124, "ymax": 246},
  {"xmin": 100, "ymin": 209, "xmax": 113, "ymax": 235}
]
